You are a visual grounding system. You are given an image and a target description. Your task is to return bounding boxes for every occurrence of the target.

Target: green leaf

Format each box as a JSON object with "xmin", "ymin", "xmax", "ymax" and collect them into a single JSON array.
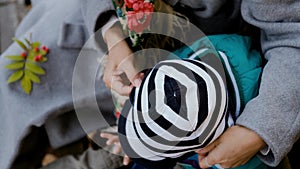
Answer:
[
  {"xmin": 21, "ymin": 76, "xmax": 32, "ymax": 94},
  {"xmin": 40, "ymin": 57, "xmax": 48, "ymax": 63},
  {"xmin": 24, "ymin": 38, "xmax": 31, "ymax": 46},
  {"xmin": 27, "ymin": 50, "xmax": 35, "ymax": 60},
  {"xmin": 5, "ymin": 55, "xmax": 24, "ymax": 61},
  {"xmin": 38, "ymin": 50, "xmax": 47, "ymax": 55},
  {"xmin": 12, "ymin": 38, "xmax": 28, "ymax": 51},
  {"xmin": 7, "ymin": 70, "xmax": 24, "ymax": 83},
  {"xmin": 25, "ymin": 62, "xmax": 45, "ymax": 75},
  {"xmin": 5, "ymin": 62, "xmax": 24, "ymax": 70},
  {"xmin": 31, "ymin": 42, "xmax": 41, "ymax": 48},
  {"xmin": 25, "ymin": 70, "xmax": 40, "ymax": 83}
]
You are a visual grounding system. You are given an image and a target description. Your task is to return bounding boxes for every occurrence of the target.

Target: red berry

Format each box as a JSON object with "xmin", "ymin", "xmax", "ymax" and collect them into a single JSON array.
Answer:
[
  {"xmin": 34, "ymin": 56, "xmax": 39, "ymax": 61},
  {"xmin": 21, "ymin": 52, "xmax": 27, "ymax": 58},
  {"xmin": 34, "ymin": 55, "xmax": 42, "ymax": 62},
  {"xmin": 44, "ymin": 48, "xmax": 49, "ymax": 53},
  {"xmin": 34, "ymin": 47, "xmax": 39, "ymax": 52},
  {"xmin": 42, "ymin": 46, "xmax": 49, "ymax": 53},
  {"xmin": 115, "ymin": 111, "xmax": 121, "ymax": 119}
]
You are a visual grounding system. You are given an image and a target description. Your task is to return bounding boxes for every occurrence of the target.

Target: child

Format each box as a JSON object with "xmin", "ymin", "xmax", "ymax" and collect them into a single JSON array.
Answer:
[{"xmin": 117, "ymin": 34, "xmax": 268, "ymax": 169}]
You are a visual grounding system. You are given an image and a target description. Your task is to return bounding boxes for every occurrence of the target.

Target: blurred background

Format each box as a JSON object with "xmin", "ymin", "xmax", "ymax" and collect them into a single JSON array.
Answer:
[{"xmin": 0, "ymin": 0, "xmax": 31, "ymax": 53}]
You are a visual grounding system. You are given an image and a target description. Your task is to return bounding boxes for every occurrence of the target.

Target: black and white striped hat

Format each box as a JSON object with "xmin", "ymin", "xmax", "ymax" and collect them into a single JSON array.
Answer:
[{"xmin": 118, "ymin": 59, "xmax": 236, "ymax": 167}]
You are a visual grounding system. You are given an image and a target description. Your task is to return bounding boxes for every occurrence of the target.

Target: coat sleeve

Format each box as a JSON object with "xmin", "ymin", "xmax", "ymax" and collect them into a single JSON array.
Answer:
[
  {"xmin": 237, "ymin": 0, "xmax": 300, "ymax": 167},
  {"xmin": 81, "ymin": 0, "xmax": 116, "ymax": 47}
]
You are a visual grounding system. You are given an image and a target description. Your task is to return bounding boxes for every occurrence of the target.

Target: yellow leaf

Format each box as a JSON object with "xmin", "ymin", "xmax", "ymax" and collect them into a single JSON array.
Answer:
[
  {"xmin": 7, "ymin": 70, "xmax": 24, "ymax": 83},
  {"xmin": 21, "ymin": 76, "xmax": 32, "ymax": 94},
  {"xmin": 25, "ymin": 62, "xmax": 45, "ymax": 75},
  {"xmin": 5, "ymin": 62, "xmax": 24, "ymax": 70},
  {"xmin": 12, "ymin": 38, "xmax": 28, "ymax": 51}
]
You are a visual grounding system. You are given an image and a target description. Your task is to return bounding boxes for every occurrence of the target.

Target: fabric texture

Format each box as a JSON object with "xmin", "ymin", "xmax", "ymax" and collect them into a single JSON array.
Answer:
[
  {"xmin": 163, "ymin": 0, "xmax": 300, "ymax": 166},
  {"xmin": 173, "ymin": 34, "xmax": 262, "ymax": 110},
  {"xmin": 237, "ymin": 0, "xmax": 300, "ymax": 166},
  {"xmin": 207, "ymin": 35, "xmax": 262, "ymax": 108}
]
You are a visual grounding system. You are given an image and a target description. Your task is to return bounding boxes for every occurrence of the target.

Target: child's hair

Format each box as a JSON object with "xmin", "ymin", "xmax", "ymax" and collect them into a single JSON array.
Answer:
[
  {"xmin": 140, "ymin": 0, "xmax": 189, "ymax": 51},
  {"xmin": 112, "ymin": 0, "xmax": 191, "ymax": 52},
  {"xmin": 126, "ymin": 0, "xmax": 196, "ymax": 73}
]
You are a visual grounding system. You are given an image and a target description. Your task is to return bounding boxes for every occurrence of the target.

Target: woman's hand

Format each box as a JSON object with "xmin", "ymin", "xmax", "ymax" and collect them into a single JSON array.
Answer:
[
  {"xmin": 196, "ymin": 125, "xmax": 266, "ymax": 168},
  {"xmin": 103, "ymin": 25, "xmax": 142, "ymax": 96}
]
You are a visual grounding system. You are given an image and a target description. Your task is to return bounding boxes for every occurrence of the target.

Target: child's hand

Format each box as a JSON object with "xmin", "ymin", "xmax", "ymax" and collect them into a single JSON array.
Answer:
[
  {"xmin": 123, "ymin": 155, "xmax": 131, "ymax": 165},
  {"xmin": 103, "ymin": 25, "xmax": 142, "ymax": 96},
  {"xmin": 100, "ymin": 132, "xmax": 131, "ymax": 165},
  {"xmin": 100, "ymin": 132, "xmax": 122, "ymax": 154}
]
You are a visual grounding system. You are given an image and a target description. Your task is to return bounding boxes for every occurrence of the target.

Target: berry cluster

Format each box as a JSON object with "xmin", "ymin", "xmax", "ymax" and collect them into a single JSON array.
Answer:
[
  {"xmin": 4, "ymin": 37, "xmax": 50, "ymax": 94},
  {"xmin": 19, "ymin": 45, "xmax": 49, "ymax": 62}
]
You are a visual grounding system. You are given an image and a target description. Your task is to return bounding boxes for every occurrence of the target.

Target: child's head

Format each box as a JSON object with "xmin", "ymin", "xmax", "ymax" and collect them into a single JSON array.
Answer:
[{"xmin": 118, "ymin": 59, "xmax": 235, "ymax": 168}]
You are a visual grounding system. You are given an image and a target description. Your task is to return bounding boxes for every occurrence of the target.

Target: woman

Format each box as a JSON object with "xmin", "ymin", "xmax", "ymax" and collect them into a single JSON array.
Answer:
[{"xmin": 101, "ymin": 0, "xmax": 300, "ymax": 168}]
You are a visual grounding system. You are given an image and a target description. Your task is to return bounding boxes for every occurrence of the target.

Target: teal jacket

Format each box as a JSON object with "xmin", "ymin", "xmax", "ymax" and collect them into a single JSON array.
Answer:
[
  {"xmin": 172, "ymin": 34, "xmax": 267, "ymax": 169},
  {"xmin": 172, "ymin": 34, "xmax": 262, "ymax": 111}
]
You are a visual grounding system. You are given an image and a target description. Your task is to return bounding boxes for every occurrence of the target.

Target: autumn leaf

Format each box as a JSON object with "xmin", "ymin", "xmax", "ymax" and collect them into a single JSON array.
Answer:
[
  {"xmin": 5, "ymin": 62, "xmax": 24, "ymax": 70},
  {"xmin": 5, "ymin": 55, "xmax": 24, "ymax": 61},
  {"xmin": 12, "ymin": 38, "xmax": 28, "ymax": 51},
  {"xmin": 25, "ymin": 70, "xmax": 40, "ymax": 83},
  {"xmin": 7, "ymin": 70, "xmax": 24, "ymax": 83},
  {"xmin": 25, "ymin": 62, "xmax": 46, "ymax": 75},
  {"xmin": 21, "ymin": 76, "xmax": 32, "ymax": 94}
]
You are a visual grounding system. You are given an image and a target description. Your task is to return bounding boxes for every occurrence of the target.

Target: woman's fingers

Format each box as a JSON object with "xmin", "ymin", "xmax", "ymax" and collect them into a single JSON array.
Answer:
[
  {"xmin": 197, "ymin": 125, "xmax": 266, "ymax": 168},
  {"xmin": 196, "ymin": 140, "xmax": 219, "ymax": 155},
  {"xmin": 197, "ymin": 153, "xmax": 206, "ymax": 162},
  {"xmin": 199, "ymin": 148, "xmax": 223, "ymax": 168}
]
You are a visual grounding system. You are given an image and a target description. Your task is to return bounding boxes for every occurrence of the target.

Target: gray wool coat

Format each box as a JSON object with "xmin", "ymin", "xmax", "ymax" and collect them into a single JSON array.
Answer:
[
  {"xmin": 169, "ymin": 0, "xmax": 300, "ymax": 167},
  {"xmin": 168, "ymin": 0, "xmax": 300, "ymax": 167},
  {"xmin": 0, "ymin": 0, "xmax": 116, "ymax": 169}
]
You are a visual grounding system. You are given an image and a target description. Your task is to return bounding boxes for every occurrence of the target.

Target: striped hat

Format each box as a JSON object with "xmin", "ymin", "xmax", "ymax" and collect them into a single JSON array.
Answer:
[{"xmin": 118, "ymin": 59, "xmax": 236, "ymax": 168}]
